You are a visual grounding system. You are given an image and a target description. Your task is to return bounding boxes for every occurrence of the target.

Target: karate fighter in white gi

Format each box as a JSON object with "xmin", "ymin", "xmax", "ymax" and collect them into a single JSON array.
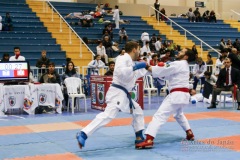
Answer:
[
  {"xmin": 76, "ymin": 41, "xmax": 149, "ymax": 149},
  {"xmin": 136, "ymin": 48, "xmax": 195, "ymax": 149}
]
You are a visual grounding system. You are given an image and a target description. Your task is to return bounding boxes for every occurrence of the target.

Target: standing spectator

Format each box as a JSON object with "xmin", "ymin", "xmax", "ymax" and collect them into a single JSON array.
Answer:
[
  {"xmin": 112, "ymin": 5, "xmax": 120, "ymax": 29},
  {"xmin": 207, "ymin": 58, "xmax": 240, "ymax": 110},
  {"xmin": 104, "ymin": 61, "xmax": 115, "ymax": 76},
  {"xmin": 39, "ymin": 62, "xmax": 61, "ymax": 84},
  {"xmin": 192, "ymin": 57, "xmax": 207, "ymax": 90},
  {"xmin": 3, "ymin": 12, "xmax": 13, "ymax": 31},
  {"xmin": 214, "ymin": 55, "xmax": 224, "ymax": 76},
  {"xmin": 0, "ymin": 15, "xmax": 2, "ymax": 31},
  {"xmin": 9, "ymin": 47, "xmax": 25, "ymax": 61},
  {"xmin": 1, "ymin": 53, "xmax": 9, "ymax": 62},
  {"xmin": 62, "ymin": 61, "xmax": 80, "ymax": 108},
  {"xmin": 206, "ymin": 54, "xmax": 213, "ymax": 73},
  {"xmin": 186, "ymin": 8, "xmax": 196, "ymax": 22},
  {"xmin": 140, "ymin": 41, "xmax": 151, "ymax": 56},
  {"xmin": 87, "ymin": 55, "xmax": 105, "ymax": 75},
  {"xmin": 103, "ymin": 36, "xmax": 113, "ymax": 58},
  {"xmin": 119, "ymin": 27, "xmax": 128, "ymax": 43},
  {"xmin": 36, "ymin": 50, "xmax": 50, "ymax": 78},
  {"xmin": 149, "ymin": 34, "xmax": 157, "ymax": 51},
  {"xmin": 192, "ymin": 45, "xmax": 198, "ymax": 61},
  {"xmin": 233, "ymin": 38, "xmax": 240, "ymax": 51},
  {"xmin": 154, "ymin": 0, "xmax": 160, "ymax": 20},
  {"xmin": 210, "ymin": 10, "xmax": 217, "ymax": 23},
  {"xmin": 202, "ymin": 10, "xmax": 210, "ymax": 22},
  {"xmin": 193, "ymin": 8, "xmax": 201, "ymax": 22},
  {"xmin": 141, "ymin": 31, "xmax": 150, "ymax": 46},
  {"xmin": 155, "ymin": 37, "xmax": 162, "ymax": 54},
  {"xmin": 96, "ymin": 41, "xmax": 108, "ymax": 65}
]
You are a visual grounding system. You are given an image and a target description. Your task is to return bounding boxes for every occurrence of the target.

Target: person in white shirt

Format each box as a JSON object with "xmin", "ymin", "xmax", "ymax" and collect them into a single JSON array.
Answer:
[
  {"xmin": 96, "ymin": 41, "xmax": 108, "ymax": 65},
  {"xmin": 9, "ymin": 47, "xmax": 25, "ymax": 61},
  {"xmin": 155, "ymin": 37, "xmax": 162, "ymax": 53},
  {"xmin": 192, "ymin": 57, "xmax": 207, "ymax": 90},
  {"xmin": 76, "ymin": 41, "xmax": 148, "ymax": 149},
  {"xmin": 119, "ymin": 27, "xmax": 128, "ymax": 43},
  {"xmin": 214, "ymin": 55, "xmax": 224, "ymax": 76},
  {"xmin": 140, "ymin": 41, "xmax": 151, "ymax": 56},
  {"xmin": 87, "ymin": 55, "xmax": 105, "ymax": 75},
  {"xmin": 141, "ymin": 31, "xmax": 150, "ymax": 46},
  {"xmin": 186, "ymin": 8, "xmax": 196, "ymax": 22},
  {"xmin": 64, "ymin": 12, "xmax": 82, "ymax": 19},
  {"xmin": 112, "ymin": 5, "xmax": 120, "ymax": 29}
]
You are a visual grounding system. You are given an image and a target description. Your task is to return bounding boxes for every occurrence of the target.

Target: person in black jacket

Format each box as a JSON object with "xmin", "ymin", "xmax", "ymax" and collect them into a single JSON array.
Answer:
[
  {"xmin": 208, "ymin": 58, "xmax": 240, "ymax": 110},
  {"xmin": 104, "ymin": 61, "xmax": 115, "ymax": 76},
  {"xmin": 36, "ymin": 50, "xmax": 50, "ymax": 79},
  {"xmin": 154, "ymin": 0, "xmax": 160, "ymax": 20}
]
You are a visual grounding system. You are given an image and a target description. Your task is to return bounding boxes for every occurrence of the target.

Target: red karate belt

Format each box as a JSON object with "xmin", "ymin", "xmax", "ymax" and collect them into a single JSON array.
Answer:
[
  {"xmin": 233, "ymin": 84, "xmax": 237, "ymax": 100},
  {"xmin": 170, "ymin": 88, "xmax": 189, "ymax": 93}
]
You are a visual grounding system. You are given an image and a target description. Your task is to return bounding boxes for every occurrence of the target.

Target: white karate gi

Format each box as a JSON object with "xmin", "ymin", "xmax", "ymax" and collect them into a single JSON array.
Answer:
[
  {"xmin": 82, "ymin": 53, "xmax": 148, "ymax": 136},
  {"xmin": 88, "ymin": 59, "xmax": 105, "ymax": 75},
  {"xmin": 113, "ymin": 9, "xmax": 120, "ymax": 29},
  {"xmin": 141, "ymin": 32, "xmax": 150, "ymax": 46},
  {"xmin": 145, "ymin": 60, "xmax": 192, "ymax": 138}
]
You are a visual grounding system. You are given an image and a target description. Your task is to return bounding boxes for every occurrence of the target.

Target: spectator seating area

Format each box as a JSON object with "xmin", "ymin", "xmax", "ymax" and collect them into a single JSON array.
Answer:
[
  {"xmin": 167, "ymin": 18, "xmax": 240, "ymax": 55},
  {"xmin": 50, "ymin": 1, "xmax": 169, "ymax": 56},
  {"xmin": 0, "ymin": 0, "xmax": 66, "ymax": 66}
]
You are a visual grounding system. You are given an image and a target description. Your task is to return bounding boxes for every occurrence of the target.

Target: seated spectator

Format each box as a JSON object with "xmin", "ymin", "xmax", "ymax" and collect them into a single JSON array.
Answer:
[
  {"xmin": 155, "ymin": 37, "xmax": 162, "ymax": 54},
  {"xmin": 3, "ymin": 12, "xmax": 13, "ymax": 31},
  {"xmin": 64, "ymin": 12, "xmax": 82, "ymax": 19},
  {"xmin": 95, "ymin": 3, "xmax": 106, "ymax": 16},
  {"xmin": 62, "ymin": 61, "xmax": 80, "ymax": 107},
  {"xmin": 193, "ymin": 8, "xmax": 201, "ymax": 22},
  {"xmin": 233, "ymin": 38, "xmax": 240, "ymax": 51},
  {"xmin": 160, "ymin": 49, "xmax": 171, "ymax": 62},
  {"xmin": 219, "ymin": 38, "xmax": 227, "ymax": 51},
  {"xmin": 39, "ymin": 62, "xmax": 61, "ymax": 84},
  {"xmin": 36, "ymin": 50, "xmax": 50, "ymax": 78},
  {"xmin": 226, "ymin": 39, "xmax": 233, "ymax": 49},
  {"xmin": 204, "ymin": 71, "xmax": 217, "ymax": 84},
  {"xmin": 149, "ymin": 54, "xmax": 160, "ymax": 66},
  {"xmin": 96, "ymin": 40, "xmax": 108, "ymax": 65},
  {"xmin": 104, "ymin": 61, "xmax": 115, "ymax": 76},
  {"xmin": 186, "ymin": 8, "xmax": 196, "ymax": 22},
  {"xmin": 112, "ymin": 42, "xmax": 120, "ymax": 57},
  {"xmin": 107, "ymin": 23, "xmax": 114, "ymax": 39},
  {"xmin": 119, "ymin": 27, "xmax": 128, "ymax": 43},
  {"xmin": 102, "ymin": 36, "xmax": 113, "ymax": 58},
  {"xmin": 9, "ymin": 47, "xmax": 25, "ymax": 61},
  {"xmin": 1, "ymin": 53, "xmax": 9, "ymax": 62},
  {"xmin": 202, "ymin": 10, "xmax": 210, "ymax": 22},
  {"xmin": 210, "ymin": 10, "xmax": 217, "ymax": 23},
  {"xmin": 0, "ymin": 15, "xmax": 2, "ymax": 31},
  {"xmin": 87, "ymin": 55, "xmax": 105, "ymax": 75},
  {"xmin": 192, "ymin": 57, "xmax": 207, "ymax": 90}
]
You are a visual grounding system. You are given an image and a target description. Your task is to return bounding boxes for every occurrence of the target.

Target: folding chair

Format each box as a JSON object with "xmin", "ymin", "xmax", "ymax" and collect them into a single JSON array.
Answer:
[{"xmin": 219, "ymin": 91, "xmax": 237, "ymax": 109}]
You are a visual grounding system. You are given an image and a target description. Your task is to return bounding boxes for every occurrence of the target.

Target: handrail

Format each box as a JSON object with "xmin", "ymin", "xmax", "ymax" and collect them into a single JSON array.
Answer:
[
  {"xmin": 148, "ymin": 5, "xmax": 222, "ymax": 57},
  {"xmin": 231, "ymin": 9, "xmax": 240, "ymax": 17},
  {"xmin": 46, "ymin": 1, "xmax": 95, "ymax": 59}
]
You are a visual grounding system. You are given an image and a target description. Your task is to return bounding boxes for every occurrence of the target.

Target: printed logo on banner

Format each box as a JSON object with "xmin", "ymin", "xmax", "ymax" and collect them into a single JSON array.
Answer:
[
  {"xmin": 23, "ymin": 98, "xmax": 32, "ymax": 110},
  {"xmin": 39, "ymin": 93, "xmax": 47, "ymax": 104},
  {"xmin": 130, "ymin": 84, "xmax": 139, "ymax": 102},
  {"xmin": 91, "ymin": 83, "xmax": 96, "ymax": 104},
  {"xmin": 9, "ymin": 96, "xmax": 16, "ymax": 107},
  {"xmin": 97, "ymin": 84, "xmax": 105, "ymax": 105}
]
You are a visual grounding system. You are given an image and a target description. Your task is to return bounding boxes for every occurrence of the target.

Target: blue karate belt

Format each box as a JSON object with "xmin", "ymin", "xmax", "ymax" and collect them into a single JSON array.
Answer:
[{"xmin": 111, "ymin": 83, "xmax": 135, "ymax": 114}]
